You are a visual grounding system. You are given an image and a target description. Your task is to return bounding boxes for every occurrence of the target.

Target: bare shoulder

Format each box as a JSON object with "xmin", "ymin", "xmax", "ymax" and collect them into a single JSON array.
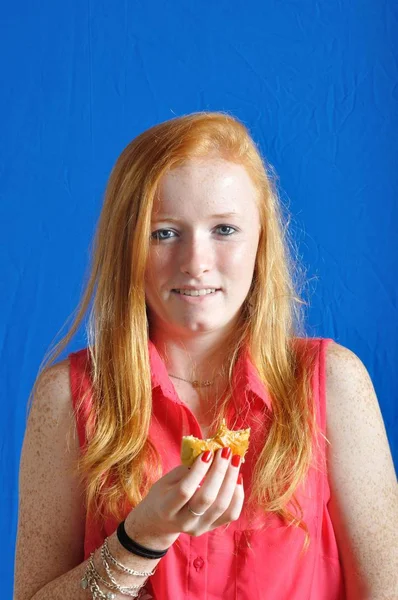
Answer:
[
  {"xmin": 32, "ymin": 357, "xmax": 71, "ymax": 406},
  {"xmin": 324, "ymin": 340, "xmax": 398, "ymax": 597},
  {"xmin": 325, "ymin": 339, "xmax": 370, "ymax": 381},
  {"xmin": 25, "ymin": 358, "xmax": 78, "ymax": 448},
  {"xmin": 14, "ymin": 357, "xmax": 85, "ymax": 600},
  {"xmin": 324, "ymin": 340, "xmax": 384, "ymax": 420},
  {"xmin": 24, "ymin": 357, "xmax": 77, "ymax": 450},
  {"xmin": 324, "ymin": 339, "xmax": 394, "ymax": 486}
]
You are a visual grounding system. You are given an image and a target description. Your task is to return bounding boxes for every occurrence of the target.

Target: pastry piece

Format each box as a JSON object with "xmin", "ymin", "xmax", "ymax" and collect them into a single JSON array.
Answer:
[{"xmin": 181, "ymin": 418, "xmax": 251, "ymax": 467}]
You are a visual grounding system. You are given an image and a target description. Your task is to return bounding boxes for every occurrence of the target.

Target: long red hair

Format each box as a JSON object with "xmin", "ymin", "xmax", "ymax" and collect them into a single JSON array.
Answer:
[{"xmin": 29, "ymin": 111, "xmax": 322, "ymax": 551}]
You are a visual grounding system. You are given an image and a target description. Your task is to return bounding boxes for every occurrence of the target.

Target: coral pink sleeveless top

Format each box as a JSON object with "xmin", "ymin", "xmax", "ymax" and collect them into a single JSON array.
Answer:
[{"xmin": 69, "ymin": 337, "xmax": 344, "ymax": 599}]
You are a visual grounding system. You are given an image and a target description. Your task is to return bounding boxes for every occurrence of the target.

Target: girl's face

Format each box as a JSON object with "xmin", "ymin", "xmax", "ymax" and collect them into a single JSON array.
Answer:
[{"xmin": 145, "ymin": 158, "xmax": 261, "ymax": 337}]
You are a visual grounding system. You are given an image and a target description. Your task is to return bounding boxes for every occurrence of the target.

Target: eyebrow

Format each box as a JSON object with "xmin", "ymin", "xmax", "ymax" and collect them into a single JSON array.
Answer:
[{"xmin": 152, "ymin": 212, "xmax": 240, "ymax": 222}]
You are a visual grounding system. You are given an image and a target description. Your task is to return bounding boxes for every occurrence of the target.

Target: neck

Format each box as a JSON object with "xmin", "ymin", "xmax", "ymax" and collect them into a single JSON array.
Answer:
[{"xmin": 149, "ymin": 326, "xmax": 236, "ymax": 382}]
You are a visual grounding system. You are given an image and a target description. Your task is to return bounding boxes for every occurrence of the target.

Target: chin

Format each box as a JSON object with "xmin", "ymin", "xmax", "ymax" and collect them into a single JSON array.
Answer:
[{"xmin": 173, "ymin": 319, "xmax": 220, "ymax": 332}]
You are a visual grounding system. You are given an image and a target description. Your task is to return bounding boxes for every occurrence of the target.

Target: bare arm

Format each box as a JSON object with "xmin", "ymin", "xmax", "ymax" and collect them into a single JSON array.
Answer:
[
  {"xmin": 13, "ymin": 360, "xmax": 174, "ymax": 600},
  {"xmin": 325, "ymin": 342, "xmax": 398, "ymax": 599}
]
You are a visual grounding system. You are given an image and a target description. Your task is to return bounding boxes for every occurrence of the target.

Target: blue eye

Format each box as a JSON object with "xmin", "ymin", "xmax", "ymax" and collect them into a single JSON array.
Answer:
[
  {"xmin": 216, "ymin": 225, "xmax": 237, "ymax": 236},
  {"xmin": 150, "ymin": 229, "xmax": 176, "ymax": 241},
  {"xmin": 150, "ymin": 225, "xmax": 237, "ymax": 242}
]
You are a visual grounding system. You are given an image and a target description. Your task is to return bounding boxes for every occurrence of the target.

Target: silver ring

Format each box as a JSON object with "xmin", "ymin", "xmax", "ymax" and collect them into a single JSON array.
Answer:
[{"xmin": 187, "ymin": 503, "xmax": 206, "ymax": 517}]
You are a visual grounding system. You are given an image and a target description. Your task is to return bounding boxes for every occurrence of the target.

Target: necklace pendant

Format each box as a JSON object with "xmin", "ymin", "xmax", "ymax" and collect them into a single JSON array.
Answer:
[
  {"xmin": 80, "ymin": 576, "xmax": 88, "ymax": 590},
  {"xmin": 192, "ymin": 380, "xmax": 212, "ymax": 387}
]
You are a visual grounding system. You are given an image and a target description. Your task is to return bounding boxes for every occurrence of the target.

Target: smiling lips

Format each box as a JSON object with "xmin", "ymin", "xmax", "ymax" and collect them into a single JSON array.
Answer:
[{"xmin": 173, "ymin": 288, "xmax": 219, "ymax": 296}]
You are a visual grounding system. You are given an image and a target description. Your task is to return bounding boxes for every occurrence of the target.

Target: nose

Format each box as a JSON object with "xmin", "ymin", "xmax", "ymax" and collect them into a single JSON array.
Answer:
[{"xmin": 179, "ymin": 234, "xmax": 213, "ymax": 278}]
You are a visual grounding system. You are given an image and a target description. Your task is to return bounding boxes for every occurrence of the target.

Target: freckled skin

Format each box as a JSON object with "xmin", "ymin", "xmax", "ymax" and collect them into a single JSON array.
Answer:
[
  {"xmin": 144, "ymin": 157, "xmax": 262, "ymax": 432},
  {"xmin": 14, "ymin": 362, "xmax": 86, "ymax": 599},
  {"xmin": 14, "ymin": 158, "xmax": 264, "ymax": 600},
  {"xmin": 14, "ymin": 160, "xmax": 398, "ymax": 597},
  {"xmin": 15, "ymin": 362, "xmax": 162, "ymax": 600},
  {"xmin": 325, "ymin": 341, "xmax": 398, "ymax": 597},
  {"xmin": 145, "ymin": 158, "xmax": 261, "ymax": 342}
]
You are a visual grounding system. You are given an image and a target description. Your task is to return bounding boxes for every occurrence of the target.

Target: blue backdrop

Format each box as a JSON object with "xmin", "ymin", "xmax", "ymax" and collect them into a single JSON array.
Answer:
[{"xmin": 2, "ymin": 1, "xmax": 397, "ymax": 596}]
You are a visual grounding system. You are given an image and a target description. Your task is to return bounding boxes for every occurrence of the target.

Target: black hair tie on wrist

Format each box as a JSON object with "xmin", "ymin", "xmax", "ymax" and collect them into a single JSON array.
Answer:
[{"xmin": 116, "ymin": 520, "xmax": 169, "ymax": 559}]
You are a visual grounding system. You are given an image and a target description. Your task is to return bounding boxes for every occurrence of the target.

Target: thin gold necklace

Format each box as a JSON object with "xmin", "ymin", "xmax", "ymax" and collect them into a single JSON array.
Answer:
[{"xmin": 168, "ymin": 373, "xmax": 215, "ymax": 388}]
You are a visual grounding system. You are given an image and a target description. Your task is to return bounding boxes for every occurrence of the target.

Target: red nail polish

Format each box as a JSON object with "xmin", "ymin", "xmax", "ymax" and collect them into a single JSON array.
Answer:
[
  {"xmin": 201, "ymin": 450, "xmax": 213, "ymax": 463},
  {"xmin": 221, "ymin": 447, "xmax": 232, "ymax": 460},
  {"xmin": 237, "ymin": 473, "xmax": 243, "ymax": 485},
  {"xmin": 231, "ymin": 454, "xmax": 241, "ymax": 467}
]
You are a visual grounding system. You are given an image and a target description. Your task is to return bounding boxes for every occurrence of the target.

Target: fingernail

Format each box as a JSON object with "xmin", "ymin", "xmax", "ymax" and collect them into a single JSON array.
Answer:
[
  {"xmin": 237, "ymin": 473, "xmax": 243, "ymax": 485},
  {"xmin": 201, "ymin": 450, "xmax": 213, "ymax": 463},
  {"xmin": 231, "ymin": 454, "xmax": 241, "ymax": 467},
  {"xmin": 221, "ymin": 447, "xmax": 232, "ymax": 460}
]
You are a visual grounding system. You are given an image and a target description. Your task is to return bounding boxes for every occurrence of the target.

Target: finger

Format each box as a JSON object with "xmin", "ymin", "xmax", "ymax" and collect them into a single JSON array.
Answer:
[
  {"xmin": 182, "ymin": 447, "xmax": 232, "ymax": 516},
  {"xmin": 170, "ymin": 450, "xmax": 215, "ymax": 512},
  {"xmin": 209, "ymin": 474, "xmax": 245, "ymax": 529},
  {"xmin": 161, "ymin": 465, "xmax": 191, "ymax": 485},
  {"xmin": 200, "ymin": 454, "xmax": 241, "ymax": 522}
]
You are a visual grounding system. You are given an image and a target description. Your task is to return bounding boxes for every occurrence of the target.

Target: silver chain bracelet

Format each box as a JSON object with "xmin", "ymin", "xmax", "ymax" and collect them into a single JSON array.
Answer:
[
  {"xmin": 100, "ymin": 548, "xmax": 144, "ymax": 595},
  {"xmin": 93, "ymin": 552, "xmax": 144, "ymax": 595},
  {"xmin": 103, "ymin": 537, "xmax": 157, "ymax": 577},
  {"xmin": 81, "ymin": 559, "xmax": 142, "ymax": 599},
  {"xmin": 81, "ymin": 558, "xmax": 119, "ymax": 600},
  {"xmin": 80, "ymin": 546, "xmax": 149, "ymax": 599}
]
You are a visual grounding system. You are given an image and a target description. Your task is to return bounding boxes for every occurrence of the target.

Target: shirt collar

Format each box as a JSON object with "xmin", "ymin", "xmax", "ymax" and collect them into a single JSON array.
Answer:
[{"xmin": 148, "ymin": 339, "xmax": 272, "ymax": 413}]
